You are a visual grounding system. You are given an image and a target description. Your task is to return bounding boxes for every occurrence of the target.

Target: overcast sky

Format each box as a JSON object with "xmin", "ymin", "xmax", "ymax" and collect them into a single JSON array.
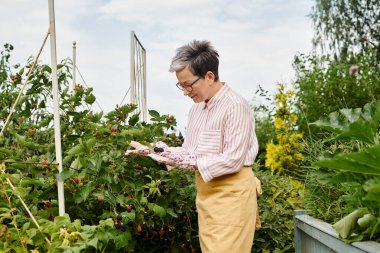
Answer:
[{"xmin": 1, "ymin": 0, "xmax": 314, "ymax": 132}]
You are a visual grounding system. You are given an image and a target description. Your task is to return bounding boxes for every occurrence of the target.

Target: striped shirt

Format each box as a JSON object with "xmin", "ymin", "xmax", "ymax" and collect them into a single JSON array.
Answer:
[{"xmin": 182, "ymin": 83, "xmax": 259, "ymax": 182}]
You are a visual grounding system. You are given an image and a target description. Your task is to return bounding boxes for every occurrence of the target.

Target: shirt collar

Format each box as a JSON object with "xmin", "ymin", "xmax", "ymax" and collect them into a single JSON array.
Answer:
[{"xmin": 203, "ymin": 83, "xmax": 229, "ymax": 110}]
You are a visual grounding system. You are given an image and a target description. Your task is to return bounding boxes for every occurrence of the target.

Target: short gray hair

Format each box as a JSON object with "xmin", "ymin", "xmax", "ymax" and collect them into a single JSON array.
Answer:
[{"xmin": 169, "ymin": 40, "xmax": 219, "ymax": 81}]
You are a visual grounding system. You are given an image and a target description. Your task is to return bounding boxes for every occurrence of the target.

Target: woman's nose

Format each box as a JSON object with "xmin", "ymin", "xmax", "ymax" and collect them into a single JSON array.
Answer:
[{"xmin": 183, "ymin": 89, "xmax": 190, "ymax": 96}]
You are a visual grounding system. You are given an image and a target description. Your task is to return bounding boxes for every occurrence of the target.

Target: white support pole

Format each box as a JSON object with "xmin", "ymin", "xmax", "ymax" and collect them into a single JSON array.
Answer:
[
  {"xmin": 142, "ymin": 48, "xmax": 147, "ymax": 121},
  {"xmin": 72, "ymin": 41, "xmax": 76, "ymax": 90},
  {"xmin": 130, "ymin": 31, "xmax": 136, "ymax": 105},
  {"xmin": 48, "ymin": 0, "xmax": 65, "ymax": 216}
]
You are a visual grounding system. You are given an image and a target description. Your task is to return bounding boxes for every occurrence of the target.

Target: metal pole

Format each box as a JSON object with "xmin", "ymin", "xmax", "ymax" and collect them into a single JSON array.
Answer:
[
  {"xmin": 130, "ymin": 31, "xmax": 136, "ymax": 105},
  {"xmin": 48, "ymin": 0, "xmax": 65, "ymax": 216},
  {"xmin": 72, "ymin": 41, "xmax": 76, "ymax": 90}
]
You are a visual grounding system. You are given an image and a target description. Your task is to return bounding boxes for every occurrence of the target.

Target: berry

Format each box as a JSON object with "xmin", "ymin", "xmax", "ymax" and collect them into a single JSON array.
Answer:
[
  {"xmin": 126, "ymin": 204, "xmax": 132, "ymax": 212},
  {"xmin": 143, "ymin": 213, "xmax": 149, "ymax": 221},
  {"xmin": 73, "ymin": 176, "xmax": 79, "ymax": 184},
  {"xmin": 114, "ymin": 222, "xmax": 121, "ymax": 230},
  {"xmin": 97, "ymin": 196, "xmax": 104, "ymax": 203},
  {"xmin": 151, "ymin": 229, "xmax": 158, "ymax": 237},
  {"xmin": 137, "ymin": 225, "xmax": 142, "ymax": 233},
  {"xmin": 116, "ymin": 214, "xmax": 122, "ymax": 221},
  {"xmin": 134, "ymin": 165, "xmax": 142, "ymax": 171},
  {"xmin": 160, "ymin": 228, "xmax": 165, "ymax": 237},
  {"xmin": 141, "ymin": 224, "xmax": 148, "ymax": 233},
  {"xmin": 29, "ymin": 184, "xmax": 35, "ymax": 193},
  {"xmin": 37, "ymin": 202, "xmax": 44, "ymax": 208},
  {"xmin": 37, "ymin": 185, "xmax": 43, "ymax": 191},
  {"xmin": 120, "ymin": 224, "xmax": 127, "ymax": 232},
  {"xmin": 1, "ymin": 225, "xmax": 7, "ymax": 233},
  {"xmin": 154, "ymin": 147, "xmax": 164, "ymax": 153}
]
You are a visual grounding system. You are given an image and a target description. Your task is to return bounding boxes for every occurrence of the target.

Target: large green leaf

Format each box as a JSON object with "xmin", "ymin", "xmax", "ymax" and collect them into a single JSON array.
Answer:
[
  {"xmin": 310, "ymin": 100, "xmax": 380, "ymax": 144},
  {"xmin": 332, "ymin": 208, "xmax": 367, "ymax": 239},
  {"xmin": 313, "ymin": 144, "xmax": 380, "ymax": 175}
]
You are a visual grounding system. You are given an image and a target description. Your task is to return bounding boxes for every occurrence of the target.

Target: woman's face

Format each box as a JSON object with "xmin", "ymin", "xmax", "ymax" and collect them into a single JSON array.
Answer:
[{"xmin": 175, "ymin": 67, "xmax": 214, "ymax": 103}]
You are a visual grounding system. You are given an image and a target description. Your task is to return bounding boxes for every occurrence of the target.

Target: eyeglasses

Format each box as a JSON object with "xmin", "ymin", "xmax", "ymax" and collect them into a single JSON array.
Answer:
[{"xmin": 176, "ymin": 77, "xmax": 201, "ymax": 91}]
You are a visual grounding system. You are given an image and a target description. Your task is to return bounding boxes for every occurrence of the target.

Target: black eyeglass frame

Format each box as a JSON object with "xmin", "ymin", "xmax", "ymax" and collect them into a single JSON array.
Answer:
[{"xmin": 176, "ymin": 77, "xmax": 201, "ymax": 91}]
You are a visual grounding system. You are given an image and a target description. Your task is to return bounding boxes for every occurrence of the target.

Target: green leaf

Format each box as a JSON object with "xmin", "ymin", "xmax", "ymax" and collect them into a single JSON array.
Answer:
[
  {"xmin": 54, "ymin": 213, "xmax": 72, "ymax": 227},
  {"xmin": 0, "ymin": 148, "xmax": 12, "ymax": 156},
  {"xmin": 87, "ymin": 238, "xmax": 98, "ymax": 248},
  {"xmin": 128, "ymin": 113, "xmax": 140, "ymax": 126},
  {"xmin": 332, "ymin": 208, "xmax": 367, "ymax": 239},
  {"xmin": 148, "ymin": 110, "xmax": 160, "ymax": 118},
  {"xmin": 120, "ymin": 104, "xmax": 136, "ymax": 114},
  {"xmin": 124, "ymin": 211, "xmax": 136, "ymax": 221},
  {"xmin": 313, "ymin": 144, "xmax": 380, "ymax": 175},
  {"xmin": 363, "ymin": 179, "xmax": 380, "ymax": 202},
  {"xmin": 85, "ymin": 93, "xmax": 96, "ymax": 105},
  {"xmin": 67, "ymin": 144, "xmax": 85, "ymax": 156},
  {"xmin": 310, "ymin": 100, "xmax": 380, "ymax": 144},
  {"xmin": 13, "ymin": 187, "xmax": 28, "ymax": 198},
  {"xmin": 357, "ymin": 214, "xmax": 377, "ymax": 228},
  {"xmin": 76, "ymin": 183, "xmax": 95, "ymax": 203},
  {"xmin": 334, "ymin": 120, "xmax": 377, "ymax": 144},
  {"xmin": 166, "ymin": 208, "xmax": 178, "ymax": 218},
  {"xmin": 151, "ymin": 204, "xmax": 166, "ymax": 219},
  {"xmin": 98, "ymin": 218, "xmax": 114, "ymax": 228},
  {"xmin": 56, "ymin": 170, "xmax": 74, "ymax": 181}
]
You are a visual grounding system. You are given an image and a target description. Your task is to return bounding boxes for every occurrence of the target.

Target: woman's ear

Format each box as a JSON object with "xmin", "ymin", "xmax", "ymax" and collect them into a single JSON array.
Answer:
[{"xmin": 206, "ymin": 71, "xmax": 215, "ymax": 84}]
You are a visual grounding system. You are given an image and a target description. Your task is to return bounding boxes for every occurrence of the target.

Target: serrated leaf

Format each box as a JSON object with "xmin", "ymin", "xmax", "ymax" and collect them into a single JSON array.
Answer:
[
  {"xmin": 76, "ymin": 183, "xmax": 95, "ymax": 203},
  {"xmin": 13, "ymin": 187, "xmax": 28, "ymax": 198},
  {"xmin": 85, "ymin": 93, "xmax": 96, "ymax": 105},
  {"xmin": 124, "ymin": 212, "xmax": 136, "ymax": 221},
  {"xmin": 67, "ymin": 144, "xmax": 85, "ymax": 156},
  {"xmin": 128, "ymin": 113, "xmax": 140, "ymax": 126},
  {"xmin": 87, "ymin": 238, "xmax": 98, "ymax": 248},
  {"xmin": 120, "ymin": 104, "xmax": 136, "ymax": 114},
  {"xmin": 98, "ymin": 218, "xmax": 114, "ymax": 228},
  {"xmin": 152, "ymin": 204, "xmax": 166, "ymax": 218}
]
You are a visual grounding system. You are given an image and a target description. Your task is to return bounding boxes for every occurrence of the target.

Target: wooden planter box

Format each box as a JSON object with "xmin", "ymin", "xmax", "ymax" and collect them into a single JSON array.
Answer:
[{"xmin": 294, "ymin": 210, "xmax": 380, "ymax": 253}]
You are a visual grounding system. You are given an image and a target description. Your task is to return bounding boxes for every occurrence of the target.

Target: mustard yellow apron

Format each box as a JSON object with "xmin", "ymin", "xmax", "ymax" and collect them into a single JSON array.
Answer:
[{"xmin": 195, "ymin": 166, "xmax": 260, "ymax": 253}]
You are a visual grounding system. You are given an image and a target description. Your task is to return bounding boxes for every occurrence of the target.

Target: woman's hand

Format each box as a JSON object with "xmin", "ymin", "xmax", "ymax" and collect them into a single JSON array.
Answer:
[{"xmin": 125, "ymin": 141, "xmax": 151, "ymax": 155}]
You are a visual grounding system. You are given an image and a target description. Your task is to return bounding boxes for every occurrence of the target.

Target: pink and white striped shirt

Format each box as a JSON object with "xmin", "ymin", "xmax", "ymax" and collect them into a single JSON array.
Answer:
[{"xmin": 181, "ymin": 83, "xmax": 259, "ymax": 182}]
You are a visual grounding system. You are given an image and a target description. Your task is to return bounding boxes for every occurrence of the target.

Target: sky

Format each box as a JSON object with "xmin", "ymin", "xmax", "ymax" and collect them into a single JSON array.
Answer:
[{"xmin": 0, "ymin": 0, "xmax": 314, "ymax": 132}]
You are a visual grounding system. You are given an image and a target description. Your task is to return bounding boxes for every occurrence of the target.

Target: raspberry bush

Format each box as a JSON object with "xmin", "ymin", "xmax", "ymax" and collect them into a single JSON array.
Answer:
[{"xmin": 0, "ymin": 44, "xmax": 199, "ymax": 252}]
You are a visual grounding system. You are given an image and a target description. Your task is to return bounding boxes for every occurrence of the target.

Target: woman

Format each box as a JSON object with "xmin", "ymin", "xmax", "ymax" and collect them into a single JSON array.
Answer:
[{"xmin": 128, "ymin": 40, "xmax": 260, "ymax": 253}]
